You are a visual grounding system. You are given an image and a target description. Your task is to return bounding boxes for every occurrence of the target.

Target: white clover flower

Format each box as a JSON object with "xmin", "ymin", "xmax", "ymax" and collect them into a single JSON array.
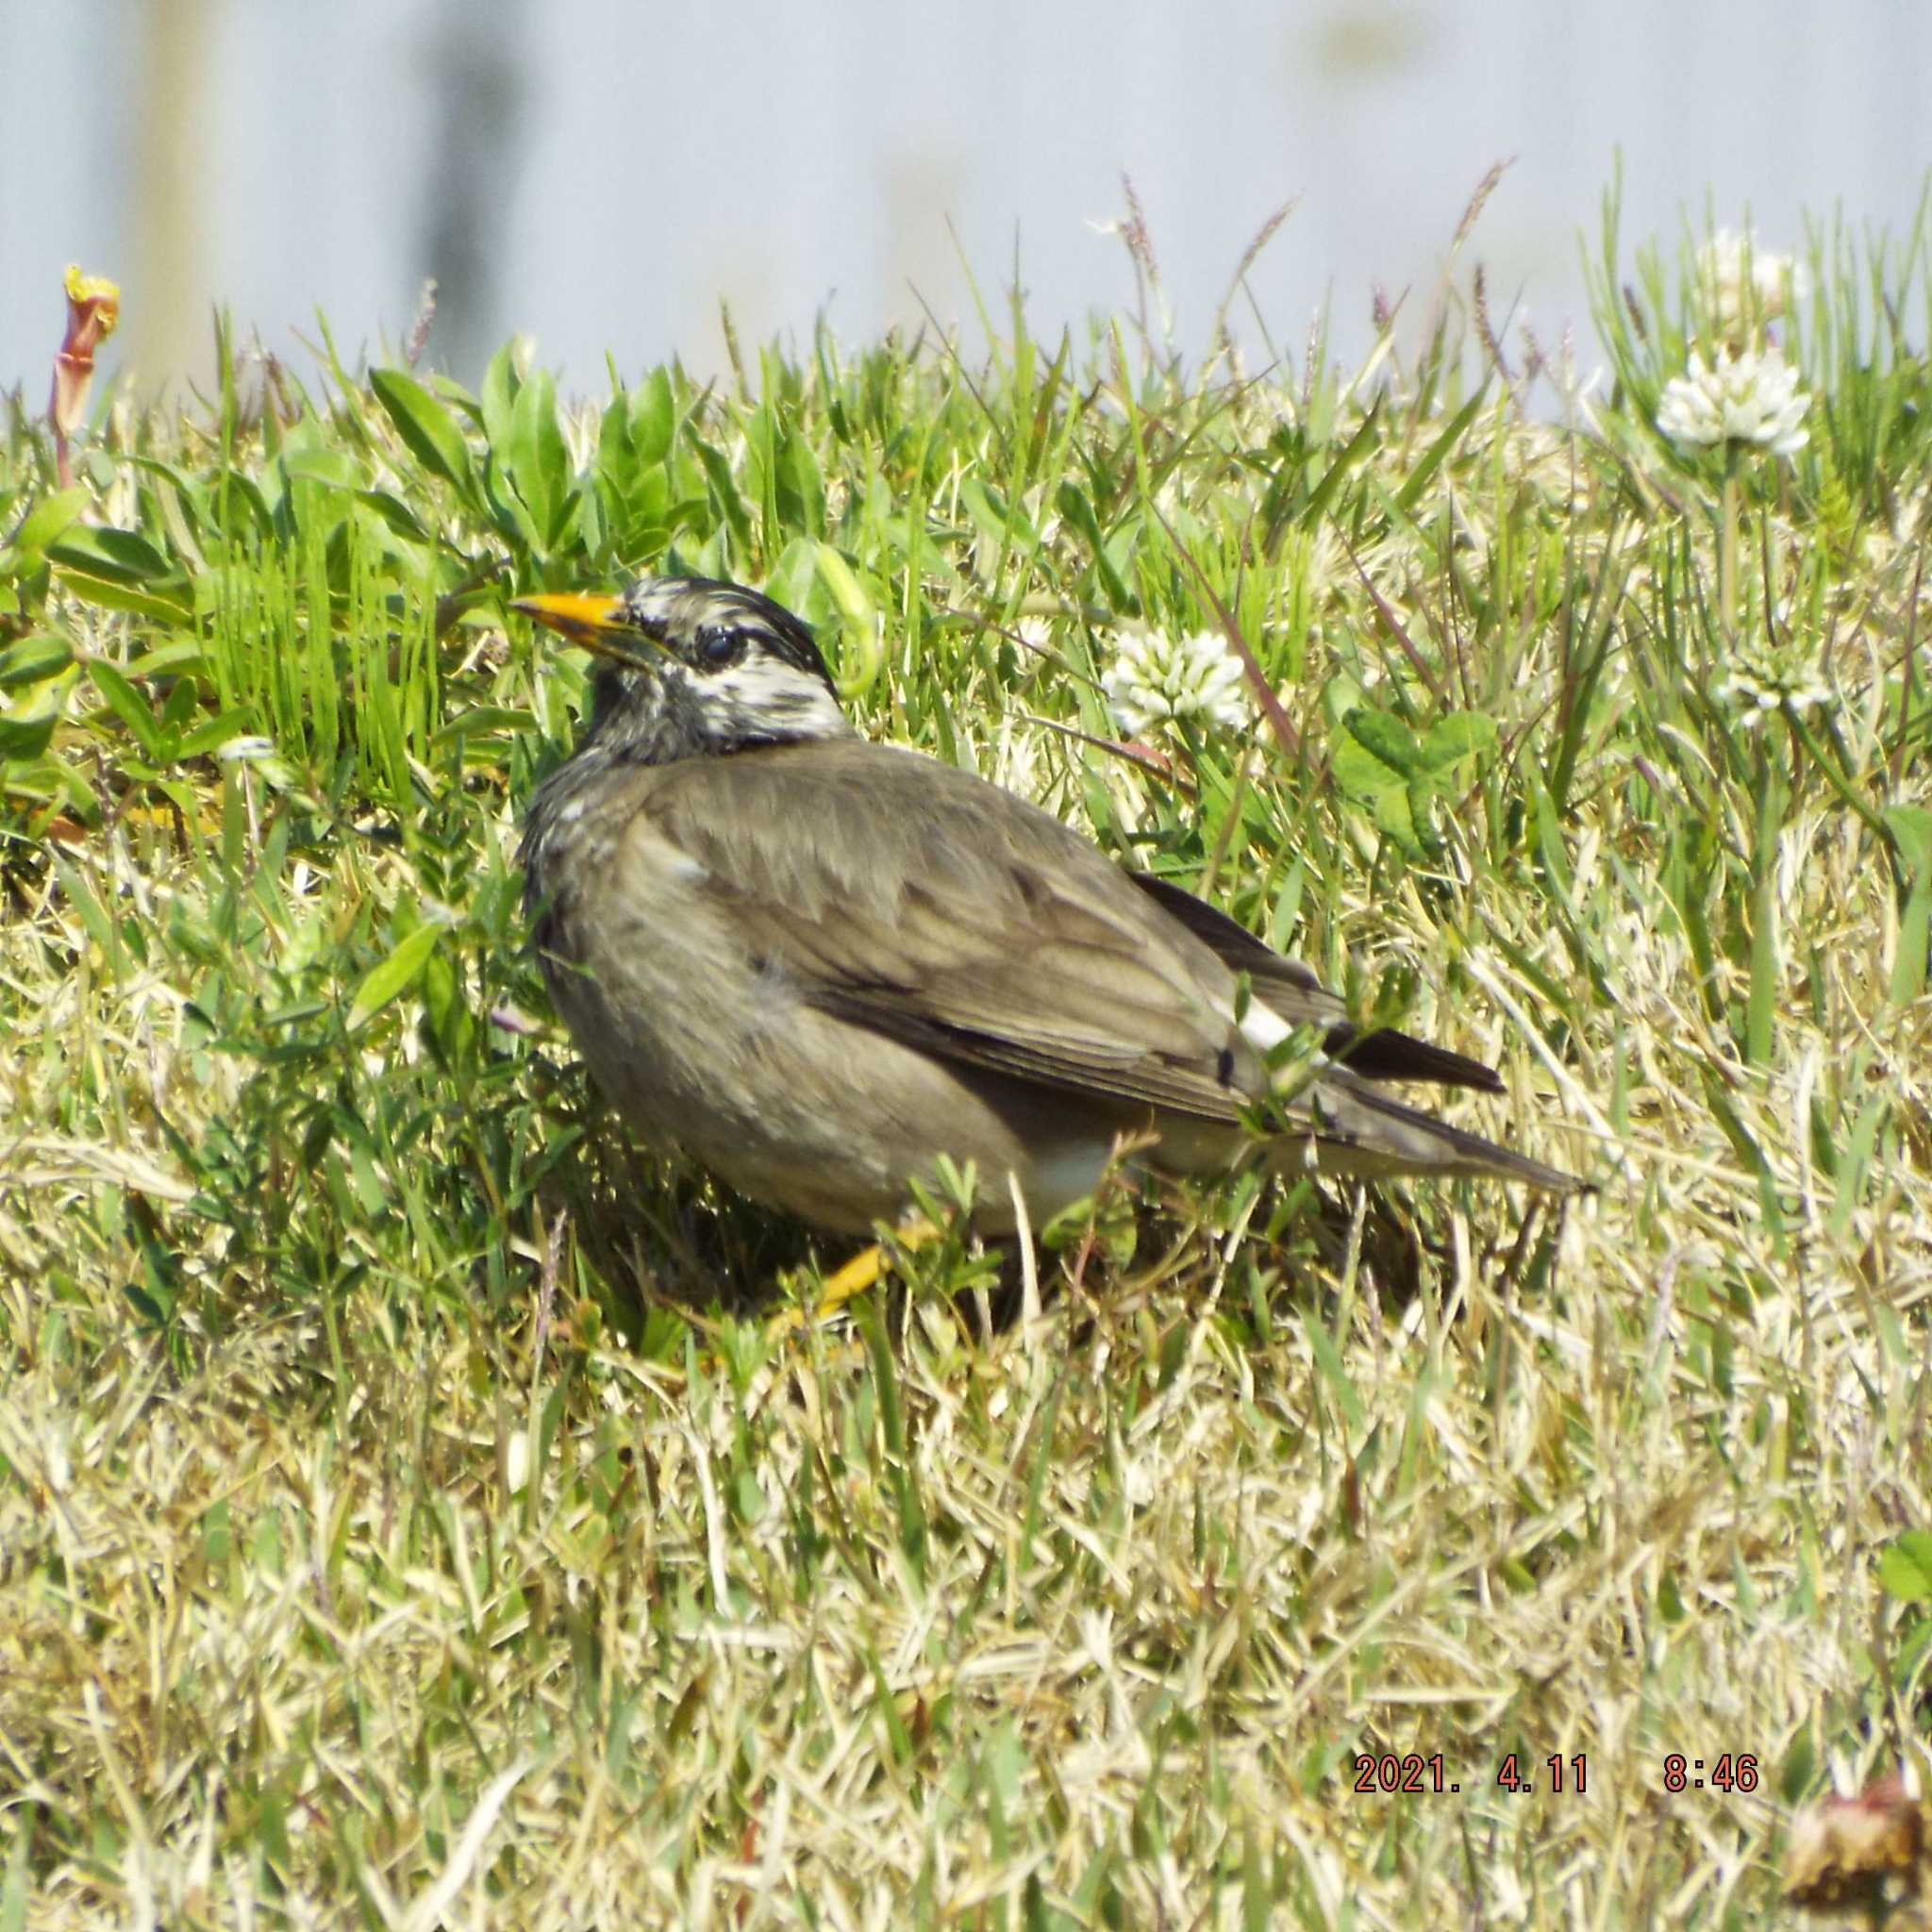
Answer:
[
  {"xmin": 1711, "ymin": 642, "xmax": 1834, "ymax": 728},
  {"xmin": 1656, "ymin": 346, "xmax": 1810, "ymax": 457},
  {"xmin": 1100, "ymin": 625, "xmax": 1249, "ymax": 739},
  {"xmin": 1011, "ymin": 614, "xmax": 1055, "ymax": 658},
  {"xmin": 1697, "ymin": 230, "xmax": 1809, "ymax": 342}
]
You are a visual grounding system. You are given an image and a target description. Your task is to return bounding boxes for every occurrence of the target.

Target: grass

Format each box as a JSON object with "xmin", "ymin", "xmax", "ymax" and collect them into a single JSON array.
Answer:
[{"xmin": 2, "ymin": 188, "xmax": 1931, "ymax": 1924}]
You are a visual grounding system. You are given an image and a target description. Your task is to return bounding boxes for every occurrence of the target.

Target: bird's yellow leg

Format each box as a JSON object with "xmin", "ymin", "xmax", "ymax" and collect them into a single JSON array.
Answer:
[{"xmin": 770, "ymin": 1218, "xmax": 940, "ymax": 1335}]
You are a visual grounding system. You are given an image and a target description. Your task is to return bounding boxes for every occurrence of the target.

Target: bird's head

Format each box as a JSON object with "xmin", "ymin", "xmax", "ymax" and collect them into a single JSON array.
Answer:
[{"xmin": 513, "ymin": 575, "xmax": 851, "ymax": 762}]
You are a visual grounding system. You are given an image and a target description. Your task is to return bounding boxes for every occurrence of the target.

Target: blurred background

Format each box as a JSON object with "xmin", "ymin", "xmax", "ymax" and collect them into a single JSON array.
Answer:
[{"xmin": 3, "ymin": 0, "xmax": 1926, "ymax": 400}]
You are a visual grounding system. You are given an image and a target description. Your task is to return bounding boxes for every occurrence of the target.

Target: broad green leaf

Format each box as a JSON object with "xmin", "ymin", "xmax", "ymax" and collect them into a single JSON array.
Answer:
[
  {"xmin": 1405, "ymin": 778, "xmax": 1442, "ymax": 858},
  {"xmin": 11, "ymin": 487, "xmax": 92, "ymax": 557},
  {"xmin": 780, "ymin": 427, "xmax": 825, "ymax": 538},
  {"xmin": 177, "ymin": 708, "xmax": 258, "ymax": 758},
  {"xmin": 0, "ymin": 682, "xmax": 69, "ymax": 760},
  {"xmin": 506, "ymin": 367, "xmax": 568, "ymax": 549},
  {"xmin": 765, "ymin": 536, "xmax": 822, "ymax": 619},
  {"xmin": 281, "ymin": 447, "xmax": 369, "ymax": 491},
  {"xmin": 547, "ymin": 487, "xmax": 584, "ymax": 555},
  {"xmin": 0, "ymin": 632, "xmax": 74, "ymax": 691},
  {"xmin": 597, "ymin": 390, "xmax": 638, "ymax": 479},
  {"xmin": 87, "ymin": 660, "xmax": 166, "ymax": 760},
  {"xmin": 1374, "ymin": 782, "xmax": 1420, "ymax": 851},
  {"xmin": 346, "ymin": 922, "xmax": 441, "ymax": 1031},
  {"xmin": 355, "ymin": 490, "xmax": 432, "ymax": 544},
  {"xmin": 47, "ymin": 525, "xmax": 173, "ymax": 583},
  {"xmin": 815, "ymin": 545, "xmax": 881, "ymax": 697},
  {"xmin": 1342, "ymin": 706, "xmax": 1425, "ymax": 780},
  {"xmin": 1329, "ymin": 733, "xmax": 1395, "ymax": 801},
  {"xmin": 1878, "ymin": 1532, "xmax": 1932, "ymax": 1603},
  {"xmin": 479, "ymin": 341, "xmax": 522, "ymax": 452},
  {"xmin": 594, "ymin": 388, "xmax": 673, "ymax": 555},
  {"xmin": 425, "ymin": 372, "xmax": 483, "ymax": 421},
  {"xmin": 482, "ymin": 455, "xmax": 542, "ymax": 555},
  {"xmin": 158, "ymin": 678, "xmax": 198, "ymax": 737},
  {"xmin": 630, "ymin": 366, "xmax": 675, "ymax": 464},
  {"xmin": 1418, "ymin": 710, "xmax": 1498, "ymax": 770},
  {"xmin": 124, "ymin": 638, "xmax": 208, "ymax": 681},
  {"xmin": 55, "ymin": 569, "xmax": 194, "ymax": 625},
  {"xmin": 370, "ymin": 367, "xmax": 476, "ymax": 494}
]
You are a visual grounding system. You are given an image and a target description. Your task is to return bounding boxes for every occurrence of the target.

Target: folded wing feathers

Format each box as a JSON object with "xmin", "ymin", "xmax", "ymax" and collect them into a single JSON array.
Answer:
[{"xmin": 643, "ymin": 743, "xmax": 1573, "ymax": 1184}]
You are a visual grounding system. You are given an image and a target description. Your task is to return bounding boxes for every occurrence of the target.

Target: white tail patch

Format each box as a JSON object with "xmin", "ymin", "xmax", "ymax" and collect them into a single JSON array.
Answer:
[{"xmin": 1222, "ymin": 992, "xmax": 1331, "ymax": 1080}]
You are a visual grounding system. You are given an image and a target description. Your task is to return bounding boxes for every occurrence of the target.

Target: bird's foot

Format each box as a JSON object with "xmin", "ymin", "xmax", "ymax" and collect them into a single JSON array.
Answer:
[{"xmin": 769, "ymin": 1218, "xmax": 940, "ymax": 1335}]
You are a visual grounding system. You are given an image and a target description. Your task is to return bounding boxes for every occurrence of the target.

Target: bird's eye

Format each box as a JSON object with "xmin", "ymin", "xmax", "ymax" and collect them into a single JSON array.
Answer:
[{"xmin": 694, "ymin": 626, "xmax": 742, "ymax": 668}]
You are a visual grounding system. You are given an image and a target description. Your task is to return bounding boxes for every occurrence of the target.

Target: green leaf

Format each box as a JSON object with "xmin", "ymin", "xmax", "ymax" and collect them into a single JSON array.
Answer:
[
  {"xmin": 1417, "ymin": 710, "xmax": 1498, "ymax": 770},
  {"xmin": 1341, "ymin": 706, "xmax": 1425, "ymax": 780},
  {"xmin": 479, "ymin": 341, "xmax": 522, "ymax": 452},
  {"xmin": 781, "ymin": 426, "xmax": 826, "ymax": 538},
  {"xmin": 123, "ymin": 638, "xmax": 208, "ymax": 682},
  {"xmin": 355, "ymin": 490, "xmax": 432, "ymax": 545},
  {"xmin": 10, "ymin": 487, "xmax": 92, "ymax": 558},
  {"xmin": 506, "ymin": 366, "xmax": 569, "ymax": 550},
  {"xmin": 46, "ymin": 525, "xmax": 173, "ymax": 583},
  {"xmin": 51, "ymin": 856, "xmax": 123, "ymax": 974},
  {"xmin": 212, "ymin": 468, "xmax": 275, "ymax": 541},
  {"xmin": 1656, "ymin": 1568, "xmax": 1687, "ymax": 1622},
  {"xmin": 1879, "ymin": 1531, "xmax": 1932, "ymax": 1603},
  {"xmin": 0, "ymin": 632, "xmax": 74, "ymax": 691},
  {"xmin": 593, "ymin": 389, "xmax": 673, "ymax": 558},
  {"xmin": 86, "ymin": 661, "xmax": 166, "ymax": 760},
  {"xmin": 1886, "ymin": 806, "xmax": 1932, "ymax": 1006},
  {"xmin": 370, "ymin": 367, "xmax": 476, "ymax": 495},
  {"xmin": 1371, "ymin": 782, "xmax": 1420, "ymax": 851},
  {"xmin": 1292, "ymin": 400, "xmax": 1381, "ymax": 536},
  {"xmin": 429, "ymin": 705, "xmax": 537, "ymax": 746},
  {"xmin": 1884, "ymin": 804, "xmax": 1932, "ymax": 879},
  {"xmin": 1301, "ymin": 1307, "xmax": 1364, "ymax": 1431},
  {"xmin": 1392, "ymin": 385, "xmax": 1491, "ymax": 514},
  {"xmin": 1055, "ymin": 481, "xmax": 1134, "ymax": 611},
  {"xmin": 1328, "ymin": 736, "xmax": 1392, "ymax": 801},
  {"xmin": 1404, "ymin": 778, "xmax": 1442, "ymax": 858},
  {"xmin": 177, "ymin": 708, "xmax": 258, "ymax": 758},
  {"xmin": 55, "ymin": 569, "xmax": 194, "ymax": 624},
  {"xmin": 815, "ymin": 545, "xmax": 881, "ymax": 698},
  {"xmin": 346, "ymin": 921, "xmax": 442, "ymax": 1031},
  {"xmin": 630, "ymin": 366, "xmax": 675, "ymax": 464},
  {"xmin": 281, "ymin": 447, "xmax": 369, "ymax": 491},
  {"xmin": 0, "ymin": 683, "xmax": 69, "ymax": 760},
  {"xmin": 690, "ymin": 434, "xmax": 751, "ymax": 556}
]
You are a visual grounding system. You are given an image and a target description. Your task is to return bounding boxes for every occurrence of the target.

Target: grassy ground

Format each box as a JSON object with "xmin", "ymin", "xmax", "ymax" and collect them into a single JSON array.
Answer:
[{"xmin": 3, "ymin": 196, "xmax": 1931, "ymax": 1925}]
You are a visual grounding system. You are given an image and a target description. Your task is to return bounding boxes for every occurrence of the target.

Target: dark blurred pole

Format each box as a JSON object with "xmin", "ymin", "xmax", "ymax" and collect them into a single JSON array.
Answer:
[
  {"xmin": 133, "ymin": 0, "xmax": 214, "ymax": 389},
  {"xmin": 417, "ymin": 0, "xmax": 528, "ymax": 382}
]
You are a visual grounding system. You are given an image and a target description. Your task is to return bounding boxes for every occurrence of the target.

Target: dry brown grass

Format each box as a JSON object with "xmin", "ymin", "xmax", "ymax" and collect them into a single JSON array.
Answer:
[{"xmin": 4, "ymin": 278, "xmax": 1932, "ymax": 1925}]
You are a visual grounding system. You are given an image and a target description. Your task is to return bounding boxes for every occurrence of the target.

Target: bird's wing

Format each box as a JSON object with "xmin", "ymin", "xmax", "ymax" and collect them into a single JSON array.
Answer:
[
  {"xmin": 1125, "ymin": 873, "xmax": 1504, "ymax": 1092},
  {"xmin": 634, "ymin": 741, "xmax": 1260, "ymax": 1123}
]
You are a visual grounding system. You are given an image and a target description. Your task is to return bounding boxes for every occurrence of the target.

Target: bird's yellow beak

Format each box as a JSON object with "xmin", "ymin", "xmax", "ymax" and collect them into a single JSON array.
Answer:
[
  {"xmin": 512, "ymin": 591, "xmax": 666, "ymax": 673},
  {"xmin": 510, "ymin": 591, "xmax": 628, "ymax": 644}
]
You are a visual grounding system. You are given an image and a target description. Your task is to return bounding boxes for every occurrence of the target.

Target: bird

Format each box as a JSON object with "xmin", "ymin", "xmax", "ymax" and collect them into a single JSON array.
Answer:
[{"xmin": 512, "ymin": 575, "xmax": 1583, "ymax": 1251}]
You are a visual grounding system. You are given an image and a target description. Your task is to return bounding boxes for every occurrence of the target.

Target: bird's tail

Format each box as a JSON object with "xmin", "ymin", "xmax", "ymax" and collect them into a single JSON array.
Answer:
[{"xmin": 1285, "ymin": 1064, "xmax": 1587, "ymax": 1192}]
